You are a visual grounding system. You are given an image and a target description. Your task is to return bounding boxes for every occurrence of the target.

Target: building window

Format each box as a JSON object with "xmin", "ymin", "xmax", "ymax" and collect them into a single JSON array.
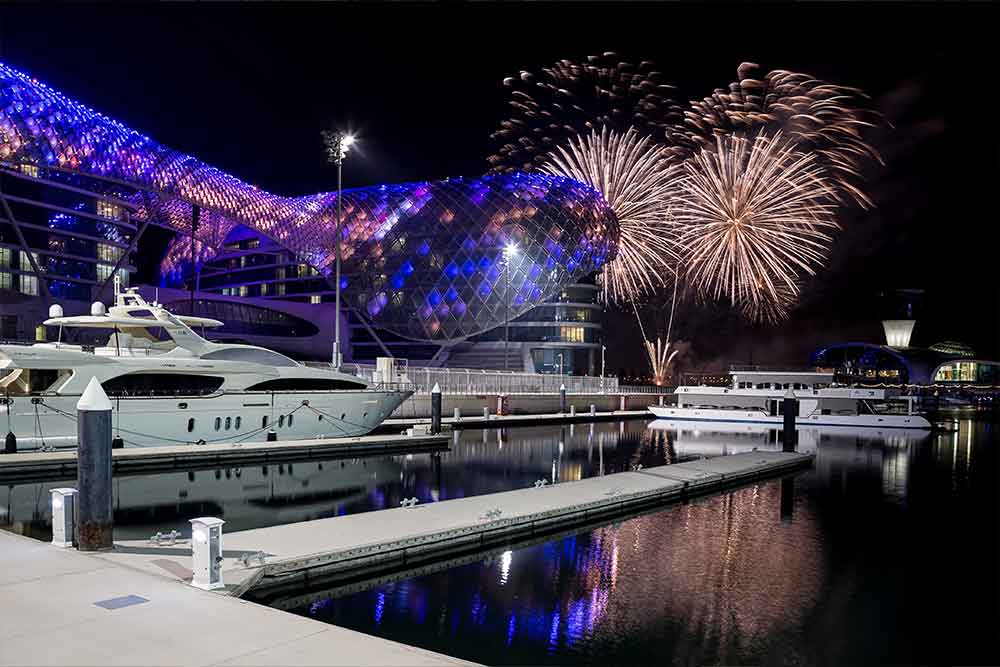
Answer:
[
  {"xmin": 276, "ymin": 267, "xmax": 286, "ymax": 280},
  {"xmin": 310, "ymin": 295, "xmax": 321, "ymax": 304},
  {"xmin": 96, "ymin": 263, "xmax": 114, "ymax": 282},
  {"xmin": 560, "ymin": 326, "xmax": 584, "ymax": 343},
  {"xmin": 19, "ymin": 251, "xmax": 38, "ymax": 272},
  {"xmin": 0, "ymin": 271, "xmax": 11, "ymax": 290},
  {"xmin": 260, "ymin": 282, "xmax": 269, "ymax": 296},
  {"xmin": 276, "ymin": 283, "xmax": 286, "ymax": 296},
  {"xmin": 19, "ymin": 163, "xmax": 39, "ymax": 178},
  {"xmin": 239, "ymin": 285, "xmax": 248, "ymax": 297},
  {"xmin": 96, "ymin": 200, "xmax": 121, "ymax": 220},
  {"xmin": 246, "ymin": 238, "xmax": 259, "ymax": 249},
  {"xmin": 119, "ymin": 269, "xmax": 129, "ymax": 286},
  {"xmin": 19, "ymin": 275, "xmax": 38, "ymax": 296},
  {"xmin": 0, "ymin": 247, "xmax": 10, "ymax": 268},
  {"xmin": 96, "ymin": 244, "xmax": 122, "ymax": 263}
]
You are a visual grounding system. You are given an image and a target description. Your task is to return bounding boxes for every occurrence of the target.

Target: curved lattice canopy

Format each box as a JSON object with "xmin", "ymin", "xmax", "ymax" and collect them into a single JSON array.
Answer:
[{"xmin": 0, "ymin": 62, "xmax": 619, "ymax": 340}]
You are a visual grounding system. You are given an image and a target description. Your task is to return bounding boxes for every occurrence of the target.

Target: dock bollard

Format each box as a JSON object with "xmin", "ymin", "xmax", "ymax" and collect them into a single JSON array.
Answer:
[
  {"xmin": 50, "ymin": 488, "xmax": 78, "ymax": 548},
  {"xmin": 4, "ymin": 429, "xmax": 15, "ymax": 454},
  {"xmin": 590, "ymin": 404, "xmax": 596, "ymax": 416},
  {"xmin": 189, "ymin": 517, "xmax": 226, "ymax": 590},
  {"xmin": 560, "ymin": 384, "xmax": 567, "ymax": 414},
  {"xmin": 430, "ymin": 383, "xmax": 442, "ymax": 434},
  {"xmin": 782, "ymin": 388, "xmax": 798, "ymax": 451},
  {"xmin": 76, "ymin": 377, "xmax": 113, "ymax": 551},
  {"xmin": 453, "ymin": 407, "xmax": 461, "ymax": 421},
  {"xmin": 570, "ymin": 405, "xmax": 576, "ymax": 417},
  {"xmin": 483, "ymin": 406, "xmax": 489, "ymax": 420},
  {"xmin": 619, "ymin": 394, "xmax": 628, "ymax": 411}
]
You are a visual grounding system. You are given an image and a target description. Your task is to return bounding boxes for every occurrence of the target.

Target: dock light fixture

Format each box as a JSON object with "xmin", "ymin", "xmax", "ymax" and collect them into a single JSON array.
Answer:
[
  {"xmin": 189, "ymin": 517, "xmax": 225, "ymax": 590},
  {"xmin": 50, "ymin": 488, "xmax": 77, "ymax": 548},
  {"xmin": 321, "ymin": 129, "xmax": 358, "ymax": 370}
]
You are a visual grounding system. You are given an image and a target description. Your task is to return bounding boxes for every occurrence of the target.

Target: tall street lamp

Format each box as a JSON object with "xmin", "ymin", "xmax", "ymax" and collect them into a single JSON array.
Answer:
[
  {"xmin": 601, "ymin": 344, "xmax": 606, "ymax": 393},
  {"xmin": 503, "ymin": 242, "xmax": 518, "ymax": 371},
  {"xmin": 322, "ymin": 129, "xmax": 356, "ymax": 370}
]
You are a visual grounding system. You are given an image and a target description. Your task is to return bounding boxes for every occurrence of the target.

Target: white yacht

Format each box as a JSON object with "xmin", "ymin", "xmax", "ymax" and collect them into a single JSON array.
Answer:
[
  {"xmin": 648, "ymin": 370, "xmax": 932, "ymax": 429},
  {"xmin": 0, "ymin": 289, "xmax": 413, "ymax": 450}
]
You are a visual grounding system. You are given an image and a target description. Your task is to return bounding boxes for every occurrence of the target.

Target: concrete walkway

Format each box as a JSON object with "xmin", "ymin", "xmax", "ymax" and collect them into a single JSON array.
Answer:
[
  {"xmin": 0, "ymin": 531, "xmax": 471, "ymax": 666},
  {"xmin": 102, "ymin": 451, "xmax": 811, "ymax": 596}
]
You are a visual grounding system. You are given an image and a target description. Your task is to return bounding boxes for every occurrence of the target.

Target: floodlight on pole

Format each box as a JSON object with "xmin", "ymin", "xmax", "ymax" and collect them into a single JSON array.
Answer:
[
  {"xmin": 503, "ymin": 242, "xmax": 518, "ymax": 371},
  {"xmin": 321, "ymin": 129, "xmax": 358, "ymax": 370}
]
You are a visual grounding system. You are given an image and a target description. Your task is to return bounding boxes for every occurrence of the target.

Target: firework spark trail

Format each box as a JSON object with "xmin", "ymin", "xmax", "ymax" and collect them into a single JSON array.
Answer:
[
  {"xmin": 672, "ymin": 131, "xmax": 838, "ymax": 321},
  {"xmin": 541, "ymin": 127, "xmax": 683, "ymax": 303},
  {"xmin": 489, "ymin": 52, "xmax": 687, "ymax": 173},
  {"xmin": 670, "ymin": 62, "xmax": 881, "ymax": 207}
]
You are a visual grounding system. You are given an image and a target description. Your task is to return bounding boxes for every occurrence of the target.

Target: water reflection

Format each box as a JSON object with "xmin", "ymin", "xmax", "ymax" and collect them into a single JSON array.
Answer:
[
  {"xmin": 1, "ymin": 420, "xmax": 666, "ymax": 541},
  {"xmin": 290, "ymin": 417, "xmax": 997, "ymax": 666}
]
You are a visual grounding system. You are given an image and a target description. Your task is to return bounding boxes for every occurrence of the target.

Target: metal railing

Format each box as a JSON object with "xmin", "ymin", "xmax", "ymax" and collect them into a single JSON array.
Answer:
[{"xmin": 311, "ymin": 362, "xmax": 671, "ymax": 395}]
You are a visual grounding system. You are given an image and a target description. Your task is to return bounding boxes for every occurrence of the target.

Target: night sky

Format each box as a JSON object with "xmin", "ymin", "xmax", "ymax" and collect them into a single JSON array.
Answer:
[{"xmin": 1, "ymin": 3, "xmax": 997, "ymax": 374}]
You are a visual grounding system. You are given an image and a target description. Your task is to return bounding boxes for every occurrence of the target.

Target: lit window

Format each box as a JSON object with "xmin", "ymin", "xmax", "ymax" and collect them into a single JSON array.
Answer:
[
  {"xmin": 276, "ymin": 283, "xmax": 286, "ymax": 296},
  {"xmin": 19, "ymin": 275, "xmax": 38, "ymax": 296},
  {"xmin": 260, "ymin": 283, "xmax": 269, "ymax": 296},
  {"xmin": 96, "ymin": 263, "xmax": 114, "ymax": 282},
  {"xmin": 96, "ymin": 200, "xmax": 121, "ymax": 220},
  {"xmin": 0, "ymin": 248, "xmax": 10, "ymax": 268},
  {"xmin": 0, "ymin": 271, "xmax": 11, "ymax": 290},
  {"xmin": 247, "ymin": 239, "xmax": 259, "ymax": 249},
  {"xmin": 19, "ymin": 164, "xmax": 39, "ymax": 178},
  {"xmin": 239, "ymin": 285, "xmax": 248, "ymax": 297},
  {"xmin": 119, "ymin": 269, "xmax": 129, "ymax": 286},
  {"xmin": 19, "ymin": 252, "xmax": 39, "ymax": 272},
  {"xmin": 96, "ymin": 244, "xmax": 122, "ymax": 263},
  {"xmin": 276, "ymin": 267, "xmax": 286, "ymax": 280},
  {"xmin": 310, "ymin": 295, "xmax": 321, "ymax": 304},
  {"xmin": 240, "ymin": 256, "xmax": 246, "ymax": 268}
]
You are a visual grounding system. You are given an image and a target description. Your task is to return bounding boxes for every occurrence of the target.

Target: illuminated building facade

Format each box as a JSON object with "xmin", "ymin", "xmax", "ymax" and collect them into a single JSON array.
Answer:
[{"xmin": 0, "ymin": 61, "xmax": 617, "ymax": 369}]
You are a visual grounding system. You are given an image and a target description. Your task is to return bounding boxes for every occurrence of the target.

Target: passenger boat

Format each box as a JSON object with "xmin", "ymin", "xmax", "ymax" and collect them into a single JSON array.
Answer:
[
  {"xmin": 0, "ymin": 288, "xmax": 412, "ymax": 450},
  {"xmin": 648, "ymin": 370, "xmax": 931, "ymax": 429}
]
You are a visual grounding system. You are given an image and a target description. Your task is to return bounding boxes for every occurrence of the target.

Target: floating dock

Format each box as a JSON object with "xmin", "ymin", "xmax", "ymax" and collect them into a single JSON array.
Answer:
[
  {"xmin": 0, "ymin": 530, "xmax": 472, "ymax": 666},
  {"xmin": 102, "ymin": 451, "xmax": 812, "ymax": 598},
  {"xmin": 382, "ymin": 408, "xmax": 651, "ymax": 431},
  {"xmin": 0, "ymin": 432, "xmax": 450, "ymax": 482}
]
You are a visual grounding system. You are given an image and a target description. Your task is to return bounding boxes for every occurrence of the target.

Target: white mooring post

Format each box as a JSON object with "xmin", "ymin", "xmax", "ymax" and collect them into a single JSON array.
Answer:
[
  {"xmin": 190, "ymin": 517, "xmax": 226, "ymax": 590},
  {"xmin": 50, "ymin": 488, "xmax": 78, "ymax": 548},
  {"xmin": 453, "ymin": 407, "xmax": 461, "ymax": 421}
]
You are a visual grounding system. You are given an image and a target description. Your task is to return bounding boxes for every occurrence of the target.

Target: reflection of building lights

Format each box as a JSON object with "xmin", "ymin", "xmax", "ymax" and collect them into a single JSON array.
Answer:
[{"xmin": 500, "ymin": 550, "xmax": 512, "ymax": 585}]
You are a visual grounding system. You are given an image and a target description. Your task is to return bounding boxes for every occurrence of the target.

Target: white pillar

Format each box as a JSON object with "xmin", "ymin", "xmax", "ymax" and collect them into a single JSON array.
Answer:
[
  {"xmin": 190, "ymin": 517, "xmax": 226, "ymax": 590},
  {"xmin": 50, "ymin": 488, "xmax": 78, "ymax": 548}
]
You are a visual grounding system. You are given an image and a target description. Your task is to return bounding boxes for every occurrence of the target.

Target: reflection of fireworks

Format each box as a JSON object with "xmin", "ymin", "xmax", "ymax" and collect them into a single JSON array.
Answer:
[
  {"xmin": 672, "ymin": 132, "xmax": 838, "ymax": 321},
  {"xmin": 541, "ymin": 127, "xmax": 682, "ymax": 303},
  {"xmin": 673, "ymin": 62, "xmax": 881, "ymax": 208},
  {"xmin": 489, "ymin": 53, "xmax": 685, "ymax": 173}
]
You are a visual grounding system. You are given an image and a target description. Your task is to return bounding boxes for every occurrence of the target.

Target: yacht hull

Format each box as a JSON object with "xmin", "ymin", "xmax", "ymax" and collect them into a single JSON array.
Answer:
[
  {"xmin": 648, "ymin": 405, "xmax": 932, "ymax": 430},
  {"xmin": 1, "ymin": 389, "xmax": 412, "ymax": 450}
]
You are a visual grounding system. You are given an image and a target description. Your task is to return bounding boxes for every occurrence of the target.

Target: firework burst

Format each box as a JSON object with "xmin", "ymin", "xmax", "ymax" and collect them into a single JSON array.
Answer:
[
  {"xmin": 672, "ymin": 62, "xmax": 881, "ymax": 207},
  {"xmin": 541, "ymin": 127, "xmax": 683, "ymax": 303},
  {"xmin": 489, "ymin": 52, "xmax": 686, "ymax": 173},
  {"xmin": 672, "ymin": 131, "xmax": 838, "ymax": 321}
]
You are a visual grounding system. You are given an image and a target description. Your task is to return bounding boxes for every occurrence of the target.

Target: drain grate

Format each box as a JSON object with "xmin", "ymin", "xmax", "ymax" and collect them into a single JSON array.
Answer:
[{"xmin": 93, "ymin": 595, "xmax": 149, "ymax": 610}]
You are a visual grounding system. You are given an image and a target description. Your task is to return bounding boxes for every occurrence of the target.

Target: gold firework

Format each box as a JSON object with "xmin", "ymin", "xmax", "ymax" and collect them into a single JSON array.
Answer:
[
  {"xmin": 673, "ymin": 131, "xmax": 838, "ymax": 320},
  {"xmin": 541, "ymin": 127, "xmax": 682, "ymax": 304}
]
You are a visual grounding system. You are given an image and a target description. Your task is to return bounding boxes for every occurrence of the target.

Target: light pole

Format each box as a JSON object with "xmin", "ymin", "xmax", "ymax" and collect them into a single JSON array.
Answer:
[
  {"xmin": 503, "ymin": 242, "xmax": 518, "ymax": 371},
  {"xmin": 322, "ymin": 129, "xmax": 356, "ymax": 370},
  {"xmin": 601, "ymin": 344, "xmax": 606, "ymax": 393}
]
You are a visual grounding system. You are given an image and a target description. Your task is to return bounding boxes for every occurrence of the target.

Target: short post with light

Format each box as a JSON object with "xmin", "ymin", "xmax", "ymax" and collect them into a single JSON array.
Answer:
[{"xmin": 189, "ymin": 516, "xmax": 226, "ymax": 590}]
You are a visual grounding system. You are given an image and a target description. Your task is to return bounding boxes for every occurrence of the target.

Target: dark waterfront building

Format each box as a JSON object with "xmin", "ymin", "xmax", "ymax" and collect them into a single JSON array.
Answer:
[{"xmin": 0, "ymin": 61, "xmax": 615, "ymax": 372}]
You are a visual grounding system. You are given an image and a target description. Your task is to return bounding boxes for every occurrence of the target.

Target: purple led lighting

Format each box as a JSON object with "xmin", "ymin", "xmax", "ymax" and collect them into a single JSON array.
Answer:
[{"xmin": 0, "ymin": 61, "xmax": 619, "ymax": 341}]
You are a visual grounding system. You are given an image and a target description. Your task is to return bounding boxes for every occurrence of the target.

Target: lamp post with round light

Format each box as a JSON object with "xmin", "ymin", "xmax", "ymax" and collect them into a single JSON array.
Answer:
[
  {"xmin": 322, "ymin": 130, "xmax": 356, "ymax": 370},
  {"xmin": 503, "ymin": 242, "xmax": 518, "ymax": 371}
]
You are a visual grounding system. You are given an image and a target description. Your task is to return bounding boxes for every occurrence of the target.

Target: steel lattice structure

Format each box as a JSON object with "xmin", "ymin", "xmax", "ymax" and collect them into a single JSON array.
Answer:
[{"xmin": 0, "ymin": 62, "xmax": 618, "ymax": 341}]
